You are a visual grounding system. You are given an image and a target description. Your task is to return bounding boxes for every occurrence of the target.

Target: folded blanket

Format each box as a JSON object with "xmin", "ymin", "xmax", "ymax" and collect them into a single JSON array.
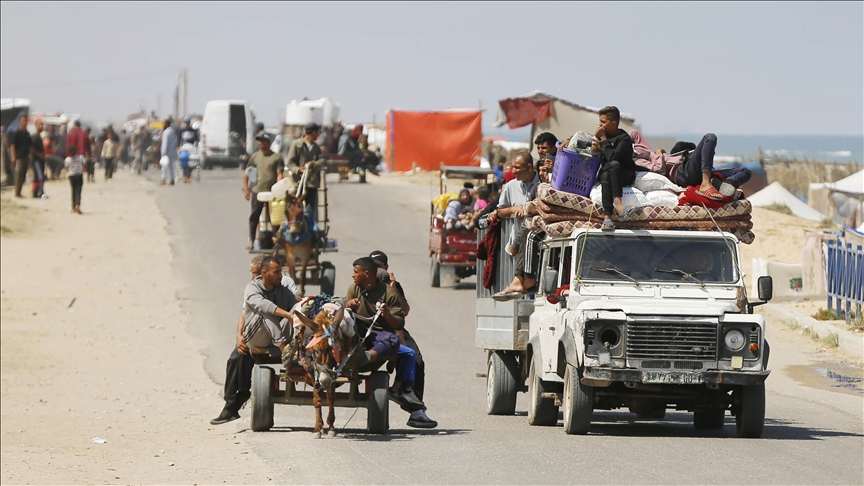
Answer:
[{"xmin": 532, "ymin": 217, "xmax": 756, "ymax": 244}]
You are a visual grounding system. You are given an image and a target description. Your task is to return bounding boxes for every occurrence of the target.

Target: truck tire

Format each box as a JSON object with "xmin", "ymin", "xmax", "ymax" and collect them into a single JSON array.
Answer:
[
  {"xmin": 693, "ymin": 408, "xmax": 726, "ymax": 429},
  {"xmin": 528, "ymin": 359, "xmax": 559, "ymax": 426},
  {"xmin": 430, "ymin": 258, "xmax": 441, "ymax": 288},
  {"xmin": 250, "ymin": 366, "xmax": 275, "ymax": 431},
  {"xmin": 366, "ymin": 371, "xmax": 390, "ymax": 434},
  {"xmin": 735, "ymin": 384, "xmax": 765, "ymax": 438},
  {"xmin": 319, "ymin": 262, "xmax": 336, "ymax": 296},
  {"xmin": 562, "ymin": 363, "xmax": 593, "ymax": 435},
  {"xmin": 486, "ymin": 352, "xmax": 518, "ymax": 415}
]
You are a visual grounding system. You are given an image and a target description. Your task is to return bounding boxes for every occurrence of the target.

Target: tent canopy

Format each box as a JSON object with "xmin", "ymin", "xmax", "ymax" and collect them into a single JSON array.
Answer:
[
  {"xmin": 385, "ymin": 110, "xmax": 482, "ymax": 172},
  {"xmin": 750, "ymin": 182, "xmax": 826, "ymax": 222}
]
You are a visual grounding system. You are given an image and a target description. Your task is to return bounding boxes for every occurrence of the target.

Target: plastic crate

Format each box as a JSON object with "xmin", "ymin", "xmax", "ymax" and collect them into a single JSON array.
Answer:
[{"xmin": 551, "ymin": 148, "xmax": 601, "ymax": 196}]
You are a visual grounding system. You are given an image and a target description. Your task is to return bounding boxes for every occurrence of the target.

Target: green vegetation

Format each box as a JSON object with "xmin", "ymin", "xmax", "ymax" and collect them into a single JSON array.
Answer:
[
  {"xmin": 812, "ymin": 308, "xmax": 841, "ymax": 321},
  {"xmin": 819, "ymin": 332, "xmax": 840, "ymax": 349}
]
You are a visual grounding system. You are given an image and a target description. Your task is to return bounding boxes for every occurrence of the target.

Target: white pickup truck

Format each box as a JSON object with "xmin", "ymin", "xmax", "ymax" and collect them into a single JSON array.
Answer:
[{"xmin": 476, "ymin": 226, "xmax": 772, "ymax": 438}]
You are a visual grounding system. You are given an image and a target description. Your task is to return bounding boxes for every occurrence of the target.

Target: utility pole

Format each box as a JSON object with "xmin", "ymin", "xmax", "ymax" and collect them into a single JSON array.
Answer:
[{"xmin": 182, "ymin": 68, "xmax": 188, "ymax": 119}]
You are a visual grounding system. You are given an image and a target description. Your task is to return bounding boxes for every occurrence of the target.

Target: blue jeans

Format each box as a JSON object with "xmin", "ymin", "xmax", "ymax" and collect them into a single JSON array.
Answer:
[
  {"xmin": 395, "ymin": 344, "xmax": 417, "ymax": 387},
  {"xmin": 677, "ymin": 133, "xmax": 717, "ymax": 187}
]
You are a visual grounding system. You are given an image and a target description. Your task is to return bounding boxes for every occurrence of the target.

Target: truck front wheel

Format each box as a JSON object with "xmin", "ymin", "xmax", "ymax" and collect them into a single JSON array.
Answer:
[
  {"xmin": 735, "ymin": 384, "xmax": 765, "ymax": 438},
  {"xmin": 562, "ymin": 364, "xmax": 593, "ymax": 435},
  {"xmin": 527, "ymin": 359, "xmax": 558, "ymax": 426}
]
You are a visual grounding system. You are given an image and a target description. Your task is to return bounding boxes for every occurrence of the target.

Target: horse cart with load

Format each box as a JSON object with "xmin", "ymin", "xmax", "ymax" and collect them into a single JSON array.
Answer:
[
  {"xmin": 252, "ymin": 166, "xmax": 337, "ymax": 296},
  {"xmin": 429, "ymin": 165, "xmax": 495, "ymax": 287}
]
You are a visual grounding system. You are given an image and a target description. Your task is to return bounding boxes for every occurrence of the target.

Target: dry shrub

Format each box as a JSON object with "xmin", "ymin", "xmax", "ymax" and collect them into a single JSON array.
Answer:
[{"xmin": 764, "ymin": 159, "xmax": 859, "ymax": 199}]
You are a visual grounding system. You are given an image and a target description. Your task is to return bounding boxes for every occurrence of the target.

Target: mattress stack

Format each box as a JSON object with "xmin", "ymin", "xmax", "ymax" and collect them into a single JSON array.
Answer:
[{"xmin": 528, "ymin": 183, "xmax": 756, "ymax": 244}]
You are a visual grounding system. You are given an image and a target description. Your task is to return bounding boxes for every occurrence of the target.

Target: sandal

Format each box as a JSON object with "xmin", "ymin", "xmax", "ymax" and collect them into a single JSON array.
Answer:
[
  {"xmin": 696, "ymin": 186, "xmax": 726, "ymax": 201},
  {"xmin": 492, "ymin": 289, "xmax": 522, "ymax": 301}
]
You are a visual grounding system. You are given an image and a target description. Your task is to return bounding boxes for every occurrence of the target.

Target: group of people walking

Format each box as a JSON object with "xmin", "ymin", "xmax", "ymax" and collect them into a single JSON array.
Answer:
[{"xmin": 3, "ymin": 114, "xmax": 195, "ymax": 214}]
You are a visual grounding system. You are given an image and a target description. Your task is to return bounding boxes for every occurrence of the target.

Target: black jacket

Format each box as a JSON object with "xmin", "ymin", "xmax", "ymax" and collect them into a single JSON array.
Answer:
[{"xmin": 599, "ymin": 129, "xmax": 635, "ymax": 172}]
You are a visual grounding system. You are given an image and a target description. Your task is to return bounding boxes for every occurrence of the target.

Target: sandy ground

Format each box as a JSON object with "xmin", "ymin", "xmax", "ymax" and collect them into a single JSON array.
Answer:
[{"xmin": 0, "ymin": 174, "xmax": 273, "ymax": 484}]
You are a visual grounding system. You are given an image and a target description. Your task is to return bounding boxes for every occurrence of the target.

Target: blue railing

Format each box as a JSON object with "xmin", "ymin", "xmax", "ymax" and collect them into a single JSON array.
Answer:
[{"xmin": 826, "ymin": 235, "xmax": 864, "ymax": 322}]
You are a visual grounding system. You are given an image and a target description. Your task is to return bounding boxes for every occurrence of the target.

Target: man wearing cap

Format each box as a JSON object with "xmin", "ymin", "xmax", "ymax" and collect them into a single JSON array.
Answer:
[
  {"xmin": 367, "ymin": 250, "xmax": 438, "ymax": 428},
  {"xmin": 286, "ymin": 123, "xmax": 323, "ymax": 223},
  {"xmin": 243, "ymin": 132, "xmax": 284, "ymax": 251}
]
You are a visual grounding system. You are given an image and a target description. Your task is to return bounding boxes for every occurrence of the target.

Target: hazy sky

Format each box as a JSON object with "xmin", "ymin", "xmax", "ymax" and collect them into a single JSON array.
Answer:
[{"xmin": 2, "ymin": 1, "xmax": 862, "ymax": 135}]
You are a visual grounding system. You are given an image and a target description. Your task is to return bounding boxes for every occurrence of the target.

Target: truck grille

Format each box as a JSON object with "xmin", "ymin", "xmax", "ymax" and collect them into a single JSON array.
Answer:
[{"xmin": 627, "ymin": 320, "xmax": 718, "ymax": 361}]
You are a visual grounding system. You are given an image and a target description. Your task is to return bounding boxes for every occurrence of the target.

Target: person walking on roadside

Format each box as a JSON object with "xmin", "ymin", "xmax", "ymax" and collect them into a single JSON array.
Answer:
[
  {"xmin": 31, "ymin": 119, "xmax": 47, "ymax": 198},
  {"xmin": 160, "ymin": 118, "xmax": 178, "ymax": 185},
  {"xmin": 84, "ymin": 127, "xmax": 96, "ymax": 183},
  {"xmin": 242, "ymin": 132, "xmax": 283, "ymax": 251},
  {"xmin": 9, "ymin": 115, "xmax": 32, "ymax": 198},
  {"xmin": 65, "ymin": 153, "xmax": 85, "ymax": 214},
  {"xmin": 101, "ymin": 127, "xmax": 119, "ymax": 180}
]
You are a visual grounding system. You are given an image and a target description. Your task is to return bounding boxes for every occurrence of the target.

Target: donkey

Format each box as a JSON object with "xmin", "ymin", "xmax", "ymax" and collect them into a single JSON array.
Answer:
[
  {"xmin": 285, "ymin": 301, "xmax": 357, "ymax": 438},
  {"xmin": 275, "ymin": 196, "xmax": 316, "ymax": 296}
]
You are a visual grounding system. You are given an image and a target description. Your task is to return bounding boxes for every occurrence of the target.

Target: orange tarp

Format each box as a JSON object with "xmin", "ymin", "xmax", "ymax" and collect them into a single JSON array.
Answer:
[{"xmin": 386, "ymin": 110, "xmax": 482, "ymax": 172}]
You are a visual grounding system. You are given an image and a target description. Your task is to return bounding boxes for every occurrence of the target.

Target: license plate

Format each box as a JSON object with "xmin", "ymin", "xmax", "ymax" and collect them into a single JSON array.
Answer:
[{"xmin": 641, "ymin": 370, "xmax": 704, "ymax": 385}]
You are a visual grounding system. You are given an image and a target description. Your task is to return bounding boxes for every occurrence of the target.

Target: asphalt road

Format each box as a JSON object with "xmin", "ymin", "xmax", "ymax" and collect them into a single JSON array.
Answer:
[{"xmin": 153, "ymin": 168, "xmax": 863, "ymax": 485}]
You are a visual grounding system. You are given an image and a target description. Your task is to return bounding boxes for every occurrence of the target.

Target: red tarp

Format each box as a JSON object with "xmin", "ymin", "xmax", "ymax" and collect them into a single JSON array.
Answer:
[
  {"xmin": 498, "ymin": 96, "xmax": 553, "ymax": 129},
  {"xmin": 386, "ymin": 110, "xmax": 482, "ymax": 171}
]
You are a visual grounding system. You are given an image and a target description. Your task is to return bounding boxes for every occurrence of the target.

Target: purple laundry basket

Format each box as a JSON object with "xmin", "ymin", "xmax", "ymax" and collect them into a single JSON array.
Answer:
[{"xmin": 551, "ymin": 148, "xmax": 601, "ymax": 196}]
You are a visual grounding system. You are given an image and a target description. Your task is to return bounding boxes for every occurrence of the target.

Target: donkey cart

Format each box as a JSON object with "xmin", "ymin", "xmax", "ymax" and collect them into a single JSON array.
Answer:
[
  {"xmin": 250, "ymin": 364, "xmax": 390, "ymax": 434},
  {"xmin": 252, "ymin": 167, "xmax": 338, "ymax": 296}
]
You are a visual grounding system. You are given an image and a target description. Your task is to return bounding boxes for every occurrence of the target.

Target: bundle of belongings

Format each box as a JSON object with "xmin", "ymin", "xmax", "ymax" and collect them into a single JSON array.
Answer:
[{"xmin": 529, "ymin": 176, "xmax": 755, "ymax": 244}]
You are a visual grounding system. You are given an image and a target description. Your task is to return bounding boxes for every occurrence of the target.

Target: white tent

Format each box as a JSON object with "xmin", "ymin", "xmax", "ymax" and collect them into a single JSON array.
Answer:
[
  {"xmin": 808, "ymin": 170, "xmax": 863, "ymax": 227},
  {"xmin": 749, "ymin": 182, "xmax": 826, "ymax": 221}
]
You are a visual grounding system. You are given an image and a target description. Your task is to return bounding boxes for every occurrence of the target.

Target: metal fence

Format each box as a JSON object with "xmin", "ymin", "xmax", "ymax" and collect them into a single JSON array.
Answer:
[{"xmin": 825, "ymin": 235, "xmax": 864, "ymax": 322}]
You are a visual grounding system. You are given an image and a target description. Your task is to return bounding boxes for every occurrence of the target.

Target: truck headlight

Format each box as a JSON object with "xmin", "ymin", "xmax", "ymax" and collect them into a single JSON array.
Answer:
[{"xmin": 724, "ymin": 329, "xmax": 746, "ymax": 351}]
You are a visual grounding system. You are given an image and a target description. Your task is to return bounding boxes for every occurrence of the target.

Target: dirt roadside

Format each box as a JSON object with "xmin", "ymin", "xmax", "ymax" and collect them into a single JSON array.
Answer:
[{"xmin": 0, "ymin": 175, "xmax": 273, "ymax": 484}]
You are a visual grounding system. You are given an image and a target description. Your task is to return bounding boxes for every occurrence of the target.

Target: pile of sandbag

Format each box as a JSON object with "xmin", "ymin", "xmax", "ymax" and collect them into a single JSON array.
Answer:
[{"xmin": 528, "ymin": 181, "xmax": 755, "ymax": 244}]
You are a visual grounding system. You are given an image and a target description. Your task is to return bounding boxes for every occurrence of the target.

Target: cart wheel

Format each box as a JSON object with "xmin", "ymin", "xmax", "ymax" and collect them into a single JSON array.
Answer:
[
  {"xmin": 430, "ymin": 258, "xmax": 441, "ymax": 288},
  {"xmin": 251, "ymin": 366, "xmax": 275, "ymax": 431},
  {"xmin": 486, "ymin": 351, "xmax": 518, "ymax": 415},
  {"xmin": 367, "ymin": 371, "xmax": 390, "ymax": 434},
  {"xmin": 319, "ymin": 261, "xmax": 336, "ymax": 296}
]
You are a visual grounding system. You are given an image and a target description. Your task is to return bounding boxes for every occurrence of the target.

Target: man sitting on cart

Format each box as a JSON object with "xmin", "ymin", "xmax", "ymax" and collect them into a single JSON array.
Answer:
[
  {"xmin": 286, "ymin": 123, "xmax": 323, "ymax": 224},
  {"xmin": 211, "ymin": 256, "xmax": 298, "ymax": 425},
  {"xmin": 344, "ymin": 257, "xmax": 437, "ymax": 428}
]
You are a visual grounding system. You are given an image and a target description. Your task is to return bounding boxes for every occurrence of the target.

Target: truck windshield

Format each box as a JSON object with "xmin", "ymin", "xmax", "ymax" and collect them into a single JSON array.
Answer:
[{"xmin": 574, "ymin": 234, "xmax": 738, "ymax": 284}]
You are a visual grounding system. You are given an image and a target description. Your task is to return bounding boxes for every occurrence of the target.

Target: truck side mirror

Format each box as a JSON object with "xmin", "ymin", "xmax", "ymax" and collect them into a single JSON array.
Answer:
[
  {"xmin": 757, "ymin": 276, "xmax": 773, "ymax": 302},
  {"xmin": 542, "ymin": 268, "xmax": 559, "ymax": 295}
]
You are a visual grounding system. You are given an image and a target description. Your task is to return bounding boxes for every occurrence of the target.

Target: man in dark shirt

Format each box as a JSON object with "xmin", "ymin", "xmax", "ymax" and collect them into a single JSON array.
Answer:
[
  {"xmin": 9, "ymin": 115, "xmax": 33, "ymax": 198},
  {"xmin": 368, "ymin": 250, "xmax": 438, "ymax": 428},
  {"xmin": 31, "ymin": 119, "xmax": 46, "ymax": 198},
  {"xmin": 286, "ymin": 123, "xmax": 323, "ymax": 224},
  {"xmin": 592, "ymin": 106, "xmax": 635, "ymax": 230},
  {"xmin": 345, "ymin": 257, "xmax": 436, "ymax": 427}
]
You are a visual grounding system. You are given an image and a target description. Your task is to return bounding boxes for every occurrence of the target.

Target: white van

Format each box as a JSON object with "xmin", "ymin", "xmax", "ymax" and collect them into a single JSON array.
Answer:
[{"xmin": 200, "ymin": 100, "xmax": 255, "ymax": 168}]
